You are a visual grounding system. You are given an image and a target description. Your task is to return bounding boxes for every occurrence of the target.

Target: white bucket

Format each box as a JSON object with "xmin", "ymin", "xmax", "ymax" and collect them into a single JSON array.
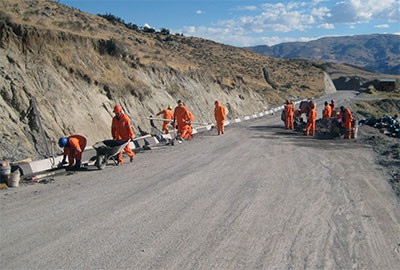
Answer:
[{"xmin": 7, "ymin": 170, "xmax": 20, "ymax": 187}]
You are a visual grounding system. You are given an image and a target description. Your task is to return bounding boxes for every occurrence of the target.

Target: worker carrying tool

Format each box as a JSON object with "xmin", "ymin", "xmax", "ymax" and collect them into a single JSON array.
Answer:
[
  {"xmin": 305, "ymin": 103, "xmax": 317, "ymax": 136},
  {"xmin": 111, "ymin": 105, "xmax": 135, "ymax": 164},
  {"xmin": 173, "ymin": 99, "xmax": 191, "ymax": 140},
  {"xmin": 322, "ymin": 101, "xmax": 332, "ymax": 118},
  {"xmin": 284, "ymin": 100, "xmax": 294, "ymax": 130},
  {"xmin": 58, "ymin": 134, "xmax": 87, "ymax": 169},
  {"xmin": 156, "ymin": 105, "xmax": 174, "ymax": 134},
  {"xmin": 336, "ymin": 106, "xmax": 353, "ymax": 139},
  {"xmin": 214, "ymin": 100, "xmax": 226, "ymax": 135}
]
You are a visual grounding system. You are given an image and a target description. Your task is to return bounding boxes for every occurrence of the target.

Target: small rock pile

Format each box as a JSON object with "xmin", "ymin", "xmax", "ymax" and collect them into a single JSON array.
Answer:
[{"xmin": 359, "ymin": 115, "xmax": 399, "ymax": 138}]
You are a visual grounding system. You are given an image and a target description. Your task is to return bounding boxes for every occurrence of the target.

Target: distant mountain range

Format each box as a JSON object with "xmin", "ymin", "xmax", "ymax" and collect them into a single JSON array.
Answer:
[{"xmin": 247, "ymin": 34, "xmax": 400, "ymax": 75}]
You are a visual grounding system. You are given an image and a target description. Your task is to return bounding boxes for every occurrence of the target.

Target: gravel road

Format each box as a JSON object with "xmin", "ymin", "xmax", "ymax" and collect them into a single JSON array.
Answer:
[{"xmin": 1, "ymin": 91, "xmax": 399, "ymax": 269}]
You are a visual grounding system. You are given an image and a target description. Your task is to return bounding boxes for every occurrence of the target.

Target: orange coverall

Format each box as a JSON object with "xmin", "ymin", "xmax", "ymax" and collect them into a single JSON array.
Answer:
[
  {"xmin": 285, "ymin": 103, "xmax": 294, "ymax": 129},
  {"xmin": 306, "ymin": 108, "xmax": 317, "ymax": 136},
  {"xmin": 185, "ymin": 110, "xmax": 195, "ymax": 139},
  {"xmin": 322, "ymin": 104, "xmax": 332, "ymax": 118},
  {"xmin": 174, "ymin": 104, "xmax": 191, "ymax": 139},
  {"xmin": 337, "ymin": 108, "xmax": 353, "ymax": 139},
  {"xmin": 156, "ymin": 109, "xmax": 174, "ymax": 134},
  {"xmin": 111, "ymin": 113, "xmax": 135, "ymax": 163},
  {"xmin": 64, "ymin": 135, "xmax": 87, "ymax": 166},
  {"xmin": 214, "ymin": 101, "xmax": 226, "ymax": 135}
]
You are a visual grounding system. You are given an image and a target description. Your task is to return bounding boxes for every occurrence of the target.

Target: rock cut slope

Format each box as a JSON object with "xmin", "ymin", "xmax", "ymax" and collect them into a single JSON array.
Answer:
[{"xmin": 0, "ymin": 0, "xmax": 332, "ymax": 161}]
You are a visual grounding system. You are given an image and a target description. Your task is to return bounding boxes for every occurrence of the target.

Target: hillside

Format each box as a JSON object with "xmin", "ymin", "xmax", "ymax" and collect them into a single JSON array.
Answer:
[
  {"xmin": 0, "ymin": 0, "xmax": 333, "ymax": 161},
  {"xmin": 247, "ymin": 34, "xmax": 400, "ymax": 75}
]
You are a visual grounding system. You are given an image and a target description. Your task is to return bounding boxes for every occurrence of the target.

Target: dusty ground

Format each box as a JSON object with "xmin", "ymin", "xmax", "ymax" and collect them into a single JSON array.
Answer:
[{"xmin": 1, "ymin": 91, "xmax": 399, "ymax": 269}]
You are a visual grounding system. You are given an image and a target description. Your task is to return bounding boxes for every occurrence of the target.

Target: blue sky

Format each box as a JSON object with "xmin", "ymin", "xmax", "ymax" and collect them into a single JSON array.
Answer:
[{"xmin": 59, "ymin": 0, "xmax": 400, "ymax": 46}]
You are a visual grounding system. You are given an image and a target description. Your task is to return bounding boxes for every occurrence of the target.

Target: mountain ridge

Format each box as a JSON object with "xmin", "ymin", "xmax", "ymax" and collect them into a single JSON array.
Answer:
[{"xmin": 247, "ymin": 34, "xmax": 400, "ymax": 75}]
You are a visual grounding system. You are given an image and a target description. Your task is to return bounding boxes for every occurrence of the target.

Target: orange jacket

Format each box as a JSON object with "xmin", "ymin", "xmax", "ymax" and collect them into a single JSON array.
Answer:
[
  {"xmin": 323, "ymin": 104, "xmax": 332, "ymax": 118},
  {"xmin": 337, "ymin": 108, "xmax": 352, "ymax": 127},
  {"xmin": 111, "ymin": 113, "xmax": 134, "ymax": 140},
  {"xmin": 64, "ymin": 135, "xmax": 86, "ymax": 156},
  {"xmin": 214, "ymin": 101, "xmax": 226, "ymax": 122},
  {"xmin": 308, "ymin": 108, "xmax": 317, "ymax": 122},
  {"xmin": 330, "ymin": 102, "xmax": 336, "ymax": 111},
  {"xmin": 174, "ymin": 104, "xmax": 190, "ymax": 126},
  {"xmin": 157, "ymin": 109, "xmax": 174, "ymax": 120},
  {"xmin": 285, "ymin": 104, "xmax": 294, "ymax": 118}
]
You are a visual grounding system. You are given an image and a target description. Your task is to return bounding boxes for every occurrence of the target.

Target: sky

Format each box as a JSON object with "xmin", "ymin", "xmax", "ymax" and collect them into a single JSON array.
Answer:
[{"xmin": 58, "ymin": 0, "xmax": 400, "ymax": 47}]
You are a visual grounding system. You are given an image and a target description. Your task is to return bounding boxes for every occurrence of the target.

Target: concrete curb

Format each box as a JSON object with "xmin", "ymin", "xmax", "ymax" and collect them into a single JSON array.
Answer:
[{"xmin": 15, "ymin": 100, "xmax": 306, "ymax": 179}]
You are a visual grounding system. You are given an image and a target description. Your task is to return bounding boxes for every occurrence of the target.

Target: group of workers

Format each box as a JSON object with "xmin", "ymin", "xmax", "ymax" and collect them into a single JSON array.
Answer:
[
  {"xmin": 284, "ymin": 98, "xmax": 353, "ymax": 139},
  {"xmin": 57, "ymin": 99, "xmax": 227, "ymax": 169}
]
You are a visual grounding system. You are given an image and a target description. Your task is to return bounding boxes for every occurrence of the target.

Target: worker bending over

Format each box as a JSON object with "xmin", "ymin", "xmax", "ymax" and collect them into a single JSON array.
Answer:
[
  {"xmin": 156, "ymin": 105, "xmax": 174, "ymax": 134},
  {"xmin": 284, "ymin": 100, "xmax": 294, "ymax": 130},
  {"xmin": 111, "ymin": 105, "xmax": 135, "ymax": 164},
  {"xmin": 336, "ymin": 106, "xmax": 353, "ymax": 139},
  {"xmin": 214, "ymin": 100, "xmax": 226, "ymax": 135},
  {"xmin": 58, "ymin": 134, "xmax": 87, "ymax": 169},
  {"xmin": 322, "ymin": 101, "xmax": 332, "ymax": 118},
  {"xmin": 174, "ymin": 99, "xmax": 192, "ymax": 140},
  {"xmin": 305, "ymin": 103, "xmax": 317, "ymax": 136}
]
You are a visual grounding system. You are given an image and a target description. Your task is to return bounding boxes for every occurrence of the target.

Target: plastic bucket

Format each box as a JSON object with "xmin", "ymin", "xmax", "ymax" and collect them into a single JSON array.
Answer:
[{"xmin": 7, "ymin": 170, "xmax": 20, "ymax": 187}]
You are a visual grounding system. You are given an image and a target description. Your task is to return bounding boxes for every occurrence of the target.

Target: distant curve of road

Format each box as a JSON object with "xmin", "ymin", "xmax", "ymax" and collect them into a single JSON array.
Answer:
[{"xmin": 1, "ymin": 91, "xmax": 399, "ymax": 269}]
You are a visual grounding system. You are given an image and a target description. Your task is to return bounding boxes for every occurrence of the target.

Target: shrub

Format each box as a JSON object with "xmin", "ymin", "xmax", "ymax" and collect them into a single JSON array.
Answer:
[{"xmin": 160, "ymin": 28, "xmax": 170, "ymax": 35}]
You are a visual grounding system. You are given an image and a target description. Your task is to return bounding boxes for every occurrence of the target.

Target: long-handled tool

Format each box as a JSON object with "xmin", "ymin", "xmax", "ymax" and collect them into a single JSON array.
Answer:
[{"xmin": 146, "ymin": 117, "xmax": 210, "ymax": 126}]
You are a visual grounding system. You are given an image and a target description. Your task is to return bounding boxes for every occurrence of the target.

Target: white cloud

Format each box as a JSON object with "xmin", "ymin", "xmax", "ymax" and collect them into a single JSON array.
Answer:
[
  {"xmin": 179, "ymin": 25, "xmax": 320, "ymax": 47},
  {"xmin": 311, "ymin": 7, "xmax": 330, "ymax": 20},
  {"xmin": 196, "ymin": 10, "xmax": 203, "ymax": 15},
  {"xmin": 327, "ymin": 0, "xmax": 400, "ymax": 23},
  {"xmin": 217, "ymin": 2, "xmax": 316, "ymax": 34},
  {"xmin": 318, "ymin": 23, "xmax": 335, "ymax": 29},
  {"xmin": 238, "ymin": 6, "xmax": 258, "ymax": 11},
  {"xmin": 375, "ymin": 24, "xmax": 390, "ymax": 28},
  {"xmin": 349, "ymin": 25, "xmax": 355, "ymax": 29}
]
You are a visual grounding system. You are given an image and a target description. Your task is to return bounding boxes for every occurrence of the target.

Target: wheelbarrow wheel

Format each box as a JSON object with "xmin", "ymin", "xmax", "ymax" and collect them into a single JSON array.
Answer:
[{"xmin": 96, "ymin": 154, "xmax": 107, "ymax": 170}]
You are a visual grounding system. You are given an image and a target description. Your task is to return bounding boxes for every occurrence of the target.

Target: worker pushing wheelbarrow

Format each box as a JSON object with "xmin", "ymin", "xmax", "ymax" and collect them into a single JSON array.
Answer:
[{"xmin": 92, "ymin": 139, "xmax": 131, "ymax": 170}]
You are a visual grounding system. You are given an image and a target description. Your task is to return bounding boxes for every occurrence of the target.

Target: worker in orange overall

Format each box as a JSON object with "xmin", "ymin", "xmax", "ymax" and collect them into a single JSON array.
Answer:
[
  {"xmin": 305, "ymin": 103, "xmax": 317, "ymax": 136},
  {"xmin": 214, "ymin": 100, "xmax": 226, "ymax": 135},
  {"xmin": 173, "ymin": 99, "xmax": 191, "ymax": 140},
  {"xmin": 322, "ymin": 101, "xmax": 332, "ymax": 118},
  {"xmin": 336, "ymin": 106, "xmax": 353, "ymax": 139},
  {"xmin": 284, "ymin": 100, "xmax": 294, "ymax": 129},
  {"xmin": 58, "ymin": 135, "xmax": 87, "ymax": 169},
  {"xmin": 111, "ymin": 105, "xmax": 135, "ymax": 164},
  {"xmin": 156, "ymin": 105, "xmax": 174, "ymax": 134},
  {"xmin": 185, "ymin": 110, "xmax": 195, "ymax": 139}
]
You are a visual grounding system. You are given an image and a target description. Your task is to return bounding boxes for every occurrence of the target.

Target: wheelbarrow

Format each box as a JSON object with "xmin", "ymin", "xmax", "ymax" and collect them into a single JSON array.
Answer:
[{"xmin": 92, "ymin": 139, "xmax": 131, "ymax": 170}]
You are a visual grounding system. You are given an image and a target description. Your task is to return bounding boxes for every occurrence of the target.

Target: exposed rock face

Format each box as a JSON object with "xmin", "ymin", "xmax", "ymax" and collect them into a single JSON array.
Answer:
[{"xmin": 0, "ymin": 0, "xmax": 329, "ymax": 161}]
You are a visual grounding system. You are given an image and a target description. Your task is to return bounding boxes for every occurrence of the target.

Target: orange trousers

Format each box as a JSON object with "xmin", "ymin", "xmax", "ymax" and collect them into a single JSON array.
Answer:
[
  {"xmin": 306, "ymin": 120, "xmax": 315, "ymax": 136},
  {"xmin": 343, "ymin": 121, "xmax": 352, "ymax": 139},
  {"xmin": 118, "ymin": 143, "xmax": 135, "ymax": 164},
  {"xmin": 286, "ymin": 115, "xmax": 294, "ymax": 129},
  {"xmin": 162, "ymin": 122, "xmax": 170, "ymax": 134},
  {"xmin": 217, "ymin": 120, "xmax": 224, "ymax": 134}
]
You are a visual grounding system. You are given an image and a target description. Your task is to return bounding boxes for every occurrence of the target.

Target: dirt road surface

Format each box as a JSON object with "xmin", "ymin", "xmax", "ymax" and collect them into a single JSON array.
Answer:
[{"xmin": 1, "ymin": 91, "xmax": 399, "ymax": 269}]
